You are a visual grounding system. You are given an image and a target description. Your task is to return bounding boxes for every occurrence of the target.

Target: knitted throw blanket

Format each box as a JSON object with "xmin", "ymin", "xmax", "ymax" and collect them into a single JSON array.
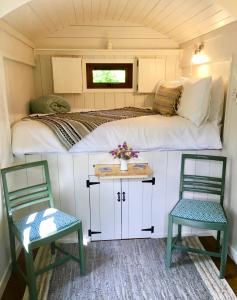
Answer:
[{"xmin": 25, "ymin": 107, "xmax": 155, "ymax": 150}]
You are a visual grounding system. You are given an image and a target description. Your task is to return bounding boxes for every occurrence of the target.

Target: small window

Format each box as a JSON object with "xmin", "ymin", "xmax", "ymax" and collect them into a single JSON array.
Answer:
[{"xmin": 86, "ymin": 63, "xmax": 133, "ymax": 89}]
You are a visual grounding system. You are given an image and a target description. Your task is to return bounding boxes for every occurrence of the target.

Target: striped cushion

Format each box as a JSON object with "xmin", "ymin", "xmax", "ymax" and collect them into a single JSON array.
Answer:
[
  {"xmin": 153, "ymin": 85, "xmax": 183, "ymax": 116},
  {"xmin": 171, "ymin": 199, "xmax": 227, "ymax": 223},
  {"xmin": 15, "ymin": 208, "xmax": 79, "ymax": 246}
]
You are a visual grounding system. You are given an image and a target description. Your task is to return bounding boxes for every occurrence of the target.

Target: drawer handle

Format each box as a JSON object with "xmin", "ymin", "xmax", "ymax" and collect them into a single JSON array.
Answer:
[
  {"xmin": 117, "ymin": 192, "xmax": 121, "ymax": 202},
  {"xmin": 122, "ymin": 192, "xmax": 126, "ymax": 202}
]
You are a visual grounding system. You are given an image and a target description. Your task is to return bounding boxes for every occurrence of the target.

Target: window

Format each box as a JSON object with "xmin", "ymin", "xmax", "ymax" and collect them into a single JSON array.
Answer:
[{"xmin": 86, "ymin": 63, "xmax": 133, "ymax": 89}]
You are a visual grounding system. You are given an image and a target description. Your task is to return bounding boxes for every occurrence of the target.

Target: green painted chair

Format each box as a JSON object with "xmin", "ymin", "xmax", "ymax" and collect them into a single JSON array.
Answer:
[
  {"xmin": 1, "ymin": 160, "xmax": 85, "ymax": 300},
  {"xmin": 166, "ymin": 154, "xmax": 229, "ymax": 279}
]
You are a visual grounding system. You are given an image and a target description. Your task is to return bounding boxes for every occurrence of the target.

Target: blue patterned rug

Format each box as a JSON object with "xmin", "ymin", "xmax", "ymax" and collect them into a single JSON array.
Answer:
[{"xmin": 23, "ymin": 237, "xmax": 236, "ymax": 300}]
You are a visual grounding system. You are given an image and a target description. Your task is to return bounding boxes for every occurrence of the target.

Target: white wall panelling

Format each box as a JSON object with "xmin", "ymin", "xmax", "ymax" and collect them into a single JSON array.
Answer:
[
  {"xmin": 34, "ymin": 49, "xmax": 181, "ymax": 110},
  {"xmin": 4, "ymin": 58, "xmax": 35, "ymax": 125}
]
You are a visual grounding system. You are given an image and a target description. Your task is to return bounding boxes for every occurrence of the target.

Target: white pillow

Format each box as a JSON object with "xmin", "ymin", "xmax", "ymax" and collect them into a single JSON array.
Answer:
[
  {"xmin": 208, "ymin": 77, "xmax": 224, "ymax": 124},
  {"xmin": 177, "ymin": 77, "xmax": 212, "ymax": 126}
]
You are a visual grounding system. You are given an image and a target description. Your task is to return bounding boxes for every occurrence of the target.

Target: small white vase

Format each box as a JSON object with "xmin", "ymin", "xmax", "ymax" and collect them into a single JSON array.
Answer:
[{"xmin": 120, "ymin": 159, "xmax": 128, "ymax": 171}]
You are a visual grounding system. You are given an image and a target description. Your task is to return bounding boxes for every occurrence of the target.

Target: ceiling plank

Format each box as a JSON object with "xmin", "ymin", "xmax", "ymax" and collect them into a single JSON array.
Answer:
[
  {"xmin": 215, "ymin": 0, "xmax": 237, "ymax": 18},
  {"xmin": 0, "ymin": 0, "xmax": 31, "ymax": 18}
]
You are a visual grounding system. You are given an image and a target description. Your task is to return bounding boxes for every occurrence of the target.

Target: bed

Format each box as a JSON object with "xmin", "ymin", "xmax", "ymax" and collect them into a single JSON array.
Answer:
[{"xmin": 12, "ymin": 109, "xmax": 222, "ymax": 155}]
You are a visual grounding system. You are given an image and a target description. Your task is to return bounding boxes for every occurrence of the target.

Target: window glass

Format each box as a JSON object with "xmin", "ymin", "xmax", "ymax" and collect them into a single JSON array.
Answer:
[{"xmin": 86, "ymin": 63, "xmax": 133, "ymax": 89}]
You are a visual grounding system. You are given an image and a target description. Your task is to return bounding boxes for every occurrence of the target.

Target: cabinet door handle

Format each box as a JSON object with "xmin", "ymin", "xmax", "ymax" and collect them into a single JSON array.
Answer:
[
  {"xmin": 117, "ymin": 192, "xmax": 121, "ymax": 202},
  {"xmin": 122, "ymin": 192, "xmax": 126, "ymax": 201}
]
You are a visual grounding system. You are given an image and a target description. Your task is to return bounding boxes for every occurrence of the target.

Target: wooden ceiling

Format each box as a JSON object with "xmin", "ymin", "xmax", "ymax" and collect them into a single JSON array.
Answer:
[{"xmin": 2, "ymin": 0, "xmax": 237, "ymax": 46}]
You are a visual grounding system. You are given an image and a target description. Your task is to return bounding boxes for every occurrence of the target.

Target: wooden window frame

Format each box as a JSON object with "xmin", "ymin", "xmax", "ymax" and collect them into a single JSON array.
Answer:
[{"xmin": 86, "ymin": 63, "xmax": 133, "ymax": 89}]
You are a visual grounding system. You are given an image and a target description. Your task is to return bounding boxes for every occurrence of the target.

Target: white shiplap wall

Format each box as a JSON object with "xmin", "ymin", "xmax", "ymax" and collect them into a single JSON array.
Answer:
[
  {"xmin": 4, "ymin": 59, "xmax": 35, "ymax": 125},
  {"xmin": 34, "ymin": 49, "xmax": 181, "ymax": 110}
]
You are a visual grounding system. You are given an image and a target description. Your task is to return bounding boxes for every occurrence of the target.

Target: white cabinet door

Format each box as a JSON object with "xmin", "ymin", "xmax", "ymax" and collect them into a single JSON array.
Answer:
[
  {"xmin": 121, "ymin": 178, "xmax": 153, "ymax": 239},
  {"xmin": 137, "ymin": 58, "xmax": 165, "ymax": 93},
  {"xmin": 52, "ymin": 57, "xmax": 82, "ymax": 93},
  {"xmin": 89, "ymin": 176, "xmax": 121, "ymax": 241},
  {"xmin": 89, "ymin": 177, "xmax": 154, "ymax": 240}
]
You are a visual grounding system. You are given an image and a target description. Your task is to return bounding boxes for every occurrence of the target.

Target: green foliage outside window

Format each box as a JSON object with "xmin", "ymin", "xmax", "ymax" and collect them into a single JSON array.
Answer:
[{"xmin": 92, "ymin": 70, "xmax": 125, "ymax": 84}]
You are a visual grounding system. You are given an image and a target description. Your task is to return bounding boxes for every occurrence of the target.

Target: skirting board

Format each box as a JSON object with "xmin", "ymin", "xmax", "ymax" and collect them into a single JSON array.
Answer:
[{"xmin": 0, "ymin": 245, "xmax": 21, "ymax": 299}]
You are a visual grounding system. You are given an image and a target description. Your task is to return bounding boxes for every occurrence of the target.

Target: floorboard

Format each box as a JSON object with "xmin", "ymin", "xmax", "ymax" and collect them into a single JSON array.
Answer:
[{"xmin": 1, "ymin": 236, "xmax": 237, "ymax": 299}]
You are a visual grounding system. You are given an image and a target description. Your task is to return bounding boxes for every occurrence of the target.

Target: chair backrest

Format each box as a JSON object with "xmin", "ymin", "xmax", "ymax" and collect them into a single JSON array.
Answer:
[
  {"xmin": 179, "ymin": 154, "xmax": 226, "ymax": 206},
  {"xmin": 1, "ymin": 160, "xmax": 54, "ymax": 219}
]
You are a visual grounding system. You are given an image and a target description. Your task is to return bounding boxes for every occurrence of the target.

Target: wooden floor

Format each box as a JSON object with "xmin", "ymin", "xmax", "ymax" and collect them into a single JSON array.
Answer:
[{"xmin": 2, "ymin": 236, "xmax": 237, "ymax": 299}]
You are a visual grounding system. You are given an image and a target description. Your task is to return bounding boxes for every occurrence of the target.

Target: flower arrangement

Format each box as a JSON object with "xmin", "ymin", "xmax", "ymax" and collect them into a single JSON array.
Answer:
[{"xmin": 110, "ymin": 142, "xmax": 139, "ymax": 160}]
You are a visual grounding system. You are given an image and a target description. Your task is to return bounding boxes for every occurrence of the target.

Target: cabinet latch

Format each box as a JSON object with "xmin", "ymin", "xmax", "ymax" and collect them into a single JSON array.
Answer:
[
  {"xmin": 88, "ymin": 229, "xmax": 101, "ymax": 236},
  {"xmin": 142, "ymin": 177, "xmax": 155, "ymax": 185},
  {"xmin": 141, "ymin": 226, "xmax": 154, "ymax": 233},
  {"xmin": 86, "ymin": 179, "xmax": 100, "ymax": 188}
]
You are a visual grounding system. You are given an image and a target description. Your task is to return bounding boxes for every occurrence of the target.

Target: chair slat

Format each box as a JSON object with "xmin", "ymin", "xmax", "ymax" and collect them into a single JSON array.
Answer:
[
  {"xmin": 9, "ymin": 183, "xmax": 48, "ymax": 198},
  {"xmin": 11, "ymin": 197, "xmax": 51, "ymax": 212},
  {"xmin": 183, "ymin": 175, "xmax": 222, "ymax": 182},
  {"xmin": 183, "ymin": 181, "xmax": 222, "ymax": 189},
  {"xmin": 182, "ymin": 187, "xmax": 222, "ymax": 195},
  {"xmin": 10, "ymin": 190, "xmax": 50, "ymax": 208}
]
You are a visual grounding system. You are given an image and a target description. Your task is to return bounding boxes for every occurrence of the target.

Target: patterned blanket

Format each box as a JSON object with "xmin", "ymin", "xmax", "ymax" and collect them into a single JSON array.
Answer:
[{"xmin": 26, "ymin": 107, "xmax": 156, "ymax": 150}]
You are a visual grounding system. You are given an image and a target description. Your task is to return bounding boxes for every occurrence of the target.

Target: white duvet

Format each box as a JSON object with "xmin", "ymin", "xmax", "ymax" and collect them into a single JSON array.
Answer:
[{"xmin": 12, "ymin": 114, "xmax": 222, "ymax": 154}]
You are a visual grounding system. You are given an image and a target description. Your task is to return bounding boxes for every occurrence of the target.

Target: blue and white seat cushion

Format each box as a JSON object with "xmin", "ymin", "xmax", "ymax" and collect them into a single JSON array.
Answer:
[
  {"xmin": 14, "ymin": 208, "xmax": 79, "ymax": 246},
  {"xmin": 171, "ymin": 199, "xmax": 227, "ymax": 223}
]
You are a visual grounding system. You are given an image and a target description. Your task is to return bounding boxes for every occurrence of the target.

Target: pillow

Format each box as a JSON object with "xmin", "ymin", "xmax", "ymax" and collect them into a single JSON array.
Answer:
[
  {"xmin": 155, "ymin": 78, "xmax": 188, "ymax": 94},
  {"xmin": 30, "ymin": 95, "xmax": 71, "ymax": 114},
  {"xmin": 177, "ymin": 77, "xmax": 212, "ymax": 126},
  {"xmin": 208, "ymin": 77, "xmax": 225, "ymax": 124},
  {"xmin": 153, "ymin": 85, "xmax": 183, "ymax": 116}
]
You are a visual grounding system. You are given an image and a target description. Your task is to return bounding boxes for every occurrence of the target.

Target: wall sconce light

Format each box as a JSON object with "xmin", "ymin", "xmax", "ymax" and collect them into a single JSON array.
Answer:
[{"xmin": 192, "ymin": 43, "xmax": 208, "ymax": 65}]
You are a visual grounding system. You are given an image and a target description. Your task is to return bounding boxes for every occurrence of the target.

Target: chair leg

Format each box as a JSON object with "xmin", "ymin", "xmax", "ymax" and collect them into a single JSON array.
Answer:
[
  {"xmin": 217, "ymin": 231, "xmax": 221, "ymax": 247},
  {"xmin": 177, "ymin": 224, "xmax": 182, "ymax": 242},
  {"xmin": 220, "ymin": 226, "xmax": 229, "ymax": 279},
  {"xmin": 166, "ymin": 215, "xmax": 173, "ymax": 267},
  {"xmin": 51, "ymin": 242, "xmax": 56, "ymax": 255},
  {"xmin": 78, "ymin": 224, "xmax": 85, "ymax": 275},
  {"xmin": 24, "ymin": 248, "xmax": 37, "ymax": 300},
  {"xmin": 9, "ymin": 229, "xmax": 17, "ymax": 273}
]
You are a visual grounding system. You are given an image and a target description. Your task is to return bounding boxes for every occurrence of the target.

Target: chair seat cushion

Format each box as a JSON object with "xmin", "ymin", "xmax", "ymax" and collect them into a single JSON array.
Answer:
[
  {"xmin": 14, "ymin": 208, "xmax": 79, "ymax": 245},
  {"xmin": 171, "ymin": 199, "xmax": 227, "ymax": 223}
]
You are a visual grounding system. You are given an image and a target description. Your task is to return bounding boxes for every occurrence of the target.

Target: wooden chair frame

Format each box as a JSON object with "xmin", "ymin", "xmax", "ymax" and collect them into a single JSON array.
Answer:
[
  {"xmin": 1, "ymin": 160, "xmax": 85, "ymax": 300},
  {"xmin": 166, "ymin": 154, "xmax": 229, "ymax": 279}
]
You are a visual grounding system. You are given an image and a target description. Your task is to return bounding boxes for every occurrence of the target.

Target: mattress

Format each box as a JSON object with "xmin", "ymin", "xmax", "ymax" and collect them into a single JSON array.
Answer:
[{"xmin": 12, "ymin": 114, "xmax": 222, "ymax": 154}]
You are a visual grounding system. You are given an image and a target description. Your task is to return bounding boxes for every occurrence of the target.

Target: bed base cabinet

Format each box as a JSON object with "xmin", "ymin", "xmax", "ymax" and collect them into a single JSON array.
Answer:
[{"xmin": 88, "ymin": 176, "xmax": 155, "ymax": 241}]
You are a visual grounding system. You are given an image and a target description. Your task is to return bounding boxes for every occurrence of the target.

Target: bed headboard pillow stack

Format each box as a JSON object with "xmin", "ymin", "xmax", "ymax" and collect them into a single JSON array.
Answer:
[
  {"xmin": 153, "ymin": 85, "xmax": 183, "ymax": 116},
  {"xmin": 177, "ymin": 77, "xmax": 212, "ymax": 126},
  {"xmin": 30, "ymin": 95, "xmax": 71, "ymax": 114},
  {"xmin": 154, "ymin": 76, "xmax": 224, "ymax": 127}
]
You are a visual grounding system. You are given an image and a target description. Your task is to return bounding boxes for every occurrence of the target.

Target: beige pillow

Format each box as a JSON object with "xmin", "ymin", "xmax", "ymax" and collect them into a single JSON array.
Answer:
[{"xmin": 153, "ymin": 85, "xmax": 183, "ymax": 116}]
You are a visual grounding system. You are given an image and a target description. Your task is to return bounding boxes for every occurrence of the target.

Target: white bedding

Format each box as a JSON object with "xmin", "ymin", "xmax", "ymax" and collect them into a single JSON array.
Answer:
[{"xmin": 12, "ymin": 114, "xmax": 222, "ymax": 154}]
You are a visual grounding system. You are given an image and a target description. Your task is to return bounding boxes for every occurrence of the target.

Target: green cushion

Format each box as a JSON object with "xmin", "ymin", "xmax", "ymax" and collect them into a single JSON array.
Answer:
[
  {"xmin": 30, "ymin": 95, "xmax": 70, "ymax": 114},
  {"xmin": 171, "ymin": 199, "xmax": 227, "ymax": 223}
]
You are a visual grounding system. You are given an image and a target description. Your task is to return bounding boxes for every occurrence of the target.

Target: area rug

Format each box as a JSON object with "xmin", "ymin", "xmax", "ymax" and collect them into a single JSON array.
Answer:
[{"xmin": 23, "ymin": 237, "xmax": 236, "ymax": 300}]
